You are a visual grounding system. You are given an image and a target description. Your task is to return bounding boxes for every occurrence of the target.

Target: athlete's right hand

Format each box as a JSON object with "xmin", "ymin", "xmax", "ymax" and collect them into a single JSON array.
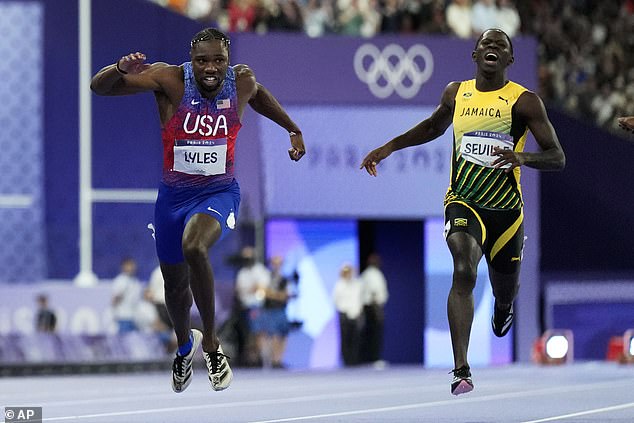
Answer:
[
  {"xmin": 360, "ymin": 146, "xmax": 390, "ymax": 177},
  {"xmin": 617, "ymin": 116, "xmax": 634, "ymax": 133},
  {"xmin": 117, "ymin": 52, "xmax": 151, "ymax": 75}
]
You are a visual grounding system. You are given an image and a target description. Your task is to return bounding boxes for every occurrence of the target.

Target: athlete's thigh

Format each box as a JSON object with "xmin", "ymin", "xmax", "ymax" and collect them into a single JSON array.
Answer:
[
  {"xmin": 154, "ymin": 186, "xmax": 188, "ymax": 264},
  {"xmin": 185, "ymin": 181, "xmax": 240, "ymax": 244},
  {"xmin": 183, "ymin": 213, "xmax": 222, "ymax": 248},
  {"xmin": 482, "ymin": 208, "xmax": 524, "ymax": 275},
  {"xmin": 444, "ymin": 202, "xmax": 485, "ymax": 270}
]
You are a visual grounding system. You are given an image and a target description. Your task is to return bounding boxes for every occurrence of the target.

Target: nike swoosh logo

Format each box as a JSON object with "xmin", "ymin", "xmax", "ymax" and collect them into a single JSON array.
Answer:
[
  {"xmin": 191, "ymin": 99, "xmax": 200, "ymax": 105},
  {"xmin": 207, "ymin": 207, "xmax": 222, "ymax": 216}
]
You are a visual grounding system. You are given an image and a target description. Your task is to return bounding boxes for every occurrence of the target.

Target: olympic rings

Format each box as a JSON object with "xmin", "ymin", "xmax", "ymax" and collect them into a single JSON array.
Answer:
[{"xmin": 354, "ymin": 43, "xmax": 434, "ymax": 99}]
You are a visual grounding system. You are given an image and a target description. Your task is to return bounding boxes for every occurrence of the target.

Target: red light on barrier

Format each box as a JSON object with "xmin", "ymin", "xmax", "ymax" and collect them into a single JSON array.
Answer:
[
  {"xmin": 622, "ymin": 329, "xmax": 634, "ymax": 364},
  {"xmin": 532, "ymin": 329, "xmax": 573, "ymax": 365}
]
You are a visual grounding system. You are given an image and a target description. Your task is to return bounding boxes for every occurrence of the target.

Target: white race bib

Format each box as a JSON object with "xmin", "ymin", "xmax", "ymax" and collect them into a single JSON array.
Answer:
[
  {"xmin": 460, "ymin": 131, "xmax": 514, "ymax": 169},
  {"xmin": 173, "ymin": 139, "xmax": 227, "ymax": 176}
]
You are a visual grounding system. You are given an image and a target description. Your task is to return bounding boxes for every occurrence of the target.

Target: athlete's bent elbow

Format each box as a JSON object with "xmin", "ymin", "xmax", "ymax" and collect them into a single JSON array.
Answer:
[
  {"xmin": 90, "ymin": 78, "xmax": 112, "ymax": 96},
  {"xmin": 555, "ymin": 153, "xmax": 566, "ymax": 170},
  {"xmin": 90, "ymin": 81, "xmax": 105, "ymax": 95}
]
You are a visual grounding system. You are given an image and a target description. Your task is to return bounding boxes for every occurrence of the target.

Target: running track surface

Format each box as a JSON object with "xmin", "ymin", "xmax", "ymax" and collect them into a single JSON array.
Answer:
[{"xmin": 1, "ymin": 362, "xmax": 633, "ymax": 422}]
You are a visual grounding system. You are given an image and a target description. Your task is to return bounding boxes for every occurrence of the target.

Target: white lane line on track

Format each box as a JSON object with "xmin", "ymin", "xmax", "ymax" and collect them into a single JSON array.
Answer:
[
  {"xmin": 520, "ymin": 402, "xmax": 634, "ymax": 423},
  {"xmin": 39, "ymin": 378, "xmax": 630, "ymax": 422},
  {"xmin": 247, "ymin": 379, "xmax": 632, "ymax": 423}
]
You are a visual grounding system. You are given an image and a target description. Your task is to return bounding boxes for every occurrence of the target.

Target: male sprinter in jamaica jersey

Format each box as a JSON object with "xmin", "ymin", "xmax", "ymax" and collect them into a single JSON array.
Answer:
[
  {"xmin": 91, "ymin": 28, "xmax": 305, "ymax": 393},
  {"xmin": 361, "ymin": 29, "xmax": 565, "ymax": 395}
]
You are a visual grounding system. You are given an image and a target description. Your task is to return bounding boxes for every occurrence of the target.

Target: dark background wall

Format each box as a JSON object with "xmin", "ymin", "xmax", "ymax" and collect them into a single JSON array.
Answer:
[
  {"xmin": 360, "ymin": 221, "xmax": 426, "ymax": 364},
  {"xmin": 541, "ymin": 108, "xmax": 634, "ymax": 275}
]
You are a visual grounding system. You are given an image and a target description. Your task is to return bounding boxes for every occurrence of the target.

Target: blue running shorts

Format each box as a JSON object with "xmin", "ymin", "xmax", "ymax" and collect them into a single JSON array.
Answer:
[{"xmin": 154, "ymin": 179, "xmax": 240, "ymax": 264}]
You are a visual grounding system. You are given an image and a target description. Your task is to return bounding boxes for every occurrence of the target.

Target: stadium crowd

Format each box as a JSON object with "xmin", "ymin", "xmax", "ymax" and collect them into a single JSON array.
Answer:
[{"xmin": 147, "ymin": 0, "xmax": 634, "ymax": 134}]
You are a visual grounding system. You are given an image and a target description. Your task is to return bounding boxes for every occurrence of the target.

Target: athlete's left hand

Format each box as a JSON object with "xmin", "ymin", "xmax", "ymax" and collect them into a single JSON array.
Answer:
[
  {"xmin": 288, "ymin": 132, "xmax": 306, "ymax": 161},
  {"xmin": 492, "ymin": 147, "xmax": 525, "ymax": 173}
]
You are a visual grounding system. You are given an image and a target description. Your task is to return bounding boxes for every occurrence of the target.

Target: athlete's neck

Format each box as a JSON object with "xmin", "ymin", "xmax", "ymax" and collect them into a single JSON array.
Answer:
[
  {"xmin": 196, "ymin": 80, "xmax": 225, "ymax": 100},
  {"xmin": 475, "ymin": 72, "xmax": 508, "ymax": 92}
]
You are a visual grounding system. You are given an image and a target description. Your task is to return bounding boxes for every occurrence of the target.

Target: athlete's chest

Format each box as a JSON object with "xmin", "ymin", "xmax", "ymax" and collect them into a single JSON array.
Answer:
[{"xmin": 454, "ymin": 91, "xmax": 513, "ymax": 122}]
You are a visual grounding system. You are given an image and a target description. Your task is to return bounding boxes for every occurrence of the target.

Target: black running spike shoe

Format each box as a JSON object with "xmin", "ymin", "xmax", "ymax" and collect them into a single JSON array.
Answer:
[
  {"xmin": 450, "ymin": 365, "xmax": 474, "ymax": 396},
  {"xmin": 491, "ymin": 302, "xmax": 514, "ymax": 338}
]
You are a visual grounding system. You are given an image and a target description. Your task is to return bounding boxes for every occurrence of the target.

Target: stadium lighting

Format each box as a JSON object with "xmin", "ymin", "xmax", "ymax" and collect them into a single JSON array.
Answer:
[{"xmin": 532, "ymin": 329, "xmax": 573, "ymax": 365}]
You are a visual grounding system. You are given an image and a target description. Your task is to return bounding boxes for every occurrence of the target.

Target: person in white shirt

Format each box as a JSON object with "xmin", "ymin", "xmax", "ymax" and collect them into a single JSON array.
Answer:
[
  {"xmin": 333, "ymin": 263, "xmax": 363, "ymax": 366},
  {"xmin": 111, "ymin": 257, "xmax": 142, "ymax": 334},
  {"xmin": 360, "ymin": 253, "xmax": 389, "ymax": 366},
  {"xmin": 235, "ymin": 246, "xmax": 271, "ymax": 366},
  {"xmin": 496, "ymin": 0, "xmax": 521, "ymax": 38},
  {"xmin": 471, "ymin": 0, "xmax": 498, "ymax": 37},
  {"xmin": 446, "ymin": 0, "xmax": 473, "ymax": 39}
]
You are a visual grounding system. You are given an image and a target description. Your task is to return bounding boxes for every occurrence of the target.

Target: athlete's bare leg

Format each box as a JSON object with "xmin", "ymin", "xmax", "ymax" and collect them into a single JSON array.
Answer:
[
  {"xmin": 446, "ymin": 232, "xmax": 483, "ymax": 369},
  {"xmin": 182, "ymin": 213, "xmax": 222, "ymax": 353},
  {"xmin": 488, "ymin": 266, "xmax": 520, "ymax": 311},
  {"xmin": 161, "ymin": 262, "xmax": 193, "ymax": 348}
]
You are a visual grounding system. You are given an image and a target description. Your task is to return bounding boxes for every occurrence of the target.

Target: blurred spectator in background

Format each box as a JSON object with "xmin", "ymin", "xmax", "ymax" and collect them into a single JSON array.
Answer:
[
  {"xmin": 421, "ymin": 0, "xmax": 450, "ymax": 34},
  {"xmin": 359, "ymin": 253, "xmax": 389, "ymax": 367},
  {"xmin": 111, "ymin": 257, "xmax": 142, "ymax": 334},
  {"xmin": 187, "ymin": 0, "xmax": 223, "ymax": 23},
  {"xmin": 496, "ymin": 0, "xmax": 520, "ymax": 38},
  {"xmin": 227, "ymin": 0, "xmax": 259, "ymax": 32},
  {"xmin": 255, "ymin": 255, "xmax": 292, "ymax": 368},
  {"xmin": 144, "ymin": 265, "xmax": 177, "ymax": 352},
  {"xmin": 303, "ymin": 0, "xmax": 336, "ymax": 37},
  {"xmin": 35, "ymin": 293, "xmax": 57, "ymax": 333},
  {"xmin": 333, "ymin": 263, "xmax": 363, "ymax": 366},
  {"xmin": 380, "ymin": 0, "xmax": 403, "ymax": 33},
  {"xmin": 337, "ymin": 0, "xmax": 379, "ymax": 37},
  {"xmin": 262, "ymin": 0, "xmax": 304, "ymax": 33},
  {"xmin": 235, "ymin": 246, "xmax": 271, "ymax": 366},
  {"xmin": 470, "ymin": 0, "xmax": 498, "ymax": 37},
  {"xmin": 445, "ymin": 0, "xmax": 472, "ymax": 39}
]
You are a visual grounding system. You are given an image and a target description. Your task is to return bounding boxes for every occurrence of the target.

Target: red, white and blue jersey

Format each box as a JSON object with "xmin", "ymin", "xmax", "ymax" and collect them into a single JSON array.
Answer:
[{"xmin": 161, "ymin": 63, "xmax": 241, "ymax": 188}]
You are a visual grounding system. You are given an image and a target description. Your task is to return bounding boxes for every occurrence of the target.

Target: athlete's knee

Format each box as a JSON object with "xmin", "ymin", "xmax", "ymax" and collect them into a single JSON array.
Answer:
[
  {"xmin": 182, "ymin": 239, "xmax": 209, "ymax": 263},
  {"xmin": 452, "ymin": 261, "xmax": 477, "ymax": 291}
]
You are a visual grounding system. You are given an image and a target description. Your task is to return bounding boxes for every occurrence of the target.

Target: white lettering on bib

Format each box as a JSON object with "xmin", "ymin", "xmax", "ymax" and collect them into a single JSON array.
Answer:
[
  {"xmin": 460, "ymin": 131, "xmax": 514, "ymax": 169},
  {"xmin": 173, "ymin": 139, "xmax": 227, "ymax": 176}
]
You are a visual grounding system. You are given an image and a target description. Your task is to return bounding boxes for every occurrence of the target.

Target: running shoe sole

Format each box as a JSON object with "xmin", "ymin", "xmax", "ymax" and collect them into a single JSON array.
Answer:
[{"xmin": 451, "ymin": 379, "xmax": 474, "ymax": 395}]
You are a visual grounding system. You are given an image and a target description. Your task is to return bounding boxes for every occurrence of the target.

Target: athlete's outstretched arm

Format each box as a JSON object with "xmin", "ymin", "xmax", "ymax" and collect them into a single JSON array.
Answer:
[
  {"xmin": 360, "ymin": 82, "xmax": 458, "ymax": 176},
  {"xmin": 492, "ymin": 91, "xmax": 566, "ymax": 172},
  {"xmin": 90, "ymin": 52, "xmax": 168, "ymax": 96},
  {"xmin": 249, "ymin": 82, "xmax": 305, "ymax": 162}
]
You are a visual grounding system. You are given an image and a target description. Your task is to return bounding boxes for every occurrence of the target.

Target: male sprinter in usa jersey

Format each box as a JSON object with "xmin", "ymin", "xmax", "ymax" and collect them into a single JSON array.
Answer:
[
  {"xmin": 91, "ymin": 28, "xmax": 305, "ymax": 393},
  {"xmin": 361, "ymin": 29, "xmax": 565, "ymax": 395}
]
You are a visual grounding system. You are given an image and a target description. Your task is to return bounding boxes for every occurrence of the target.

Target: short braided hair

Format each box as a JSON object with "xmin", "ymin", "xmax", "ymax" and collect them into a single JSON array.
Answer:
[{"xmin": 191, "ymin": 28, "xmax": 231, "ymax": 49}]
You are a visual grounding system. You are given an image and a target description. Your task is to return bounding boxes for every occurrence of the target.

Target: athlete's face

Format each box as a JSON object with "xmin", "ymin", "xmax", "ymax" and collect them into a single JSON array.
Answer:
[
  {"xmin": 190, "ymin": 40, "xmax": 229, "ymax": 95},
  {"xmin": 472, "ymin": 30, "xmax": 514, "ymax": 73}
]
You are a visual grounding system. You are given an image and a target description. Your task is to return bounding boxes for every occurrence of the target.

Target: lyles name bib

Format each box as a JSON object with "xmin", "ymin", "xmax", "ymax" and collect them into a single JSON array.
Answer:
[
  {"xmin": 460, "ymin": 130, "xmax": 513, "ymax": 169},
  {"xmin": 173, "ymin": 139, "xmax": 227, "ymax": 176}
]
